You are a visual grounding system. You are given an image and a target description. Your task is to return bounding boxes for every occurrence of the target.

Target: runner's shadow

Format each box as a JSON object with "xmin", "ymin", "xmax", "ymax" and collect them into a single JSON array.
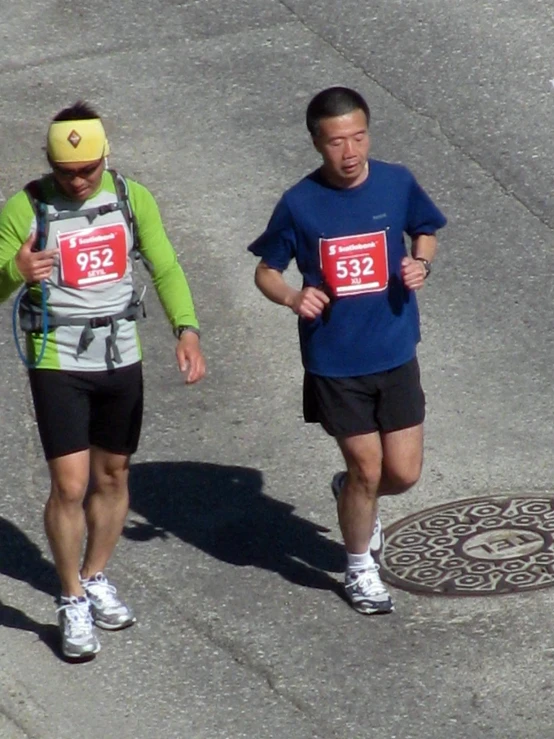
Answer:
[
  {"xmin": 0, "ymin": 518, "xmax": 64, "ymax": 658},
  {"xmin": 0, "ymin": 517, "xmax": 58, "ymax": 597},
  {"xmin": 125, "ymin": 461, "xmax": 344, "ymax": 592},
  {"xmin": 0, "ymin": 600, "xmax": 61, "ymax": 658}
]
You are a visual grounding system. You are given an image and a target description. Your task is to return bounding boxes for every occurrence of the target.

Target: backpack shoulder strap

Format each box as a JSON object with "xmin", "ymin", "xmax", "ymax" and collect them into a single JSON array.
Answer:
[
  {"xmin": 23, "ymin": 179, "xmax": 49, "ymax": 251},
  {"xmin": 24, "ymin": 179, "xmax": 42, "ymax": 204},
  {"xmin": 110, "ymin": 169, "xmax": 138, "ymax": 247},
  {"xmin": 110, "ymin": 169, "xmax": 153, "ymax": 273}
]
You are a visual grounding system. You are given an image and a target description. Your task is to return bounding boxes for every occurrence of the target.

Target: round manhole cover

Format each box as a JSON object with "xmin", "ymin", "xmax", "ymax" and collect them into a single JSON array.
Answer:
[{"xmin": 380, "ymin": 495, "xmax": 554, "ymax": 595}]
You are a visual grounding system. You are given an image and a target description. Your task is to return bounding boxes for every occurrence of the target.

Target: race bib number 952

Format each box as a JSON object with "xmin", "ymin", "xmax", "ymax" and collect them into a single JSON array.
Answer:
[
  {"xmin": 58, "ymin": 224, "xmax": 128, "ymax": 289},
  {"xmin": 319, "ymin": 231, "xmax": 389, "ymax": 297}
]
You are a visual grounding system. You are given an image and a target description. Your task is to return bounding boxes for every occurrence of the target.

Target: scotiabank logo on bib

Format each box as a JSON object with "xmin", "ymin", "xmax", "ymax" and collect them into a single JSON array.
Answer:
[
  {"xmin": 319, "ymin": 231, "xmax": 389, "ymax": 297},
  {"xmin": 58, "ymin": 224, "xmax": 127, "ymax": 288}
]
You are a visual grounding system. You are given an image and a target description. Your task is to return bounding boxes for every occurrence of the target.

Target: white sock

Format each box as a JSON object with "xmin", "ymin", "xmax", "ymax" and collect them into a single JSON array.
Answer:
[
  {"xmin": 346, "ymin": 550, "xmax": 371, "ymax": 572},
  {"xmin": 60, "ymin": 594, "xmax": 88, "ymax": 603}
]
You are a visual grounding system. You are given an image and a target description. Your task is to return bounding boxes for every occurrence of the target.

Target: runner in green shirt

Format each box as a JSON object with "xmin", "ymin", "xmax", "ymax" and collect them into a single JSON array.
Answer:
[{"xmin": 0, "ymin": 100, "xmax": 206, "ymax": 660}]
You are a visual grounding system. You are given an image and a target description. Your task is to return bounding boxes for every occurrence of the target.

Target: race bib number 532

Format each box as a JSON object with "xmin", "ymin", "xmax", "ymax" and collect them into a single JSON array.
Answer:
[
  {"xmin": 319, "ymin": 231, "xmax": 389, "ymax": 297},
  {"xmin": 58, "ymin": 224, "xmax": 128, "ymax": 289}
]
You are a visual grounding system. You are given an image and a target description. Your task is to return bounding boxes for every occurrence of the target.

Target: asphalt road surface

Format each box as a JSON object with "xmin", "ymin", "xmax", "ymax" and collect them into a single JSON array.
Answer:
[{"xmin": 1, "ymin": 1, "xmax": 554, "ymax": 737}]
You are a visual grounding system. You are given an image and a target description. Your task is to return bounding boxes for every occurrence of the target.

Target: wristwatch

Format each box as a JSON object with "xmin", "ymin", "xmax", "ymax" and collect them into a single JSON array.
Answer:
[
  {"xmin": 173, "ymin": 325, "xmax": 201, "ymax": 340},
  {"xmin": 415, "ymin": 257, "xmax": 432, "ymax": 279}
]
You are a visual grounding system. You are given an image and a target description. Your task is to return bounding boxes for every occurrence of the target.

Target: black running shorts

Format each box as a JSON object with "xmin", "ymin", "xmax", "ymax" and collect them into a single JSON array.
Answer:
[
  {"xmin": 28, "ymin": 362, "xmax": 143, "ymax": 460},
  {"xmin": 303, "ymin": 357, "xmax": 425, "ymax": 437}
]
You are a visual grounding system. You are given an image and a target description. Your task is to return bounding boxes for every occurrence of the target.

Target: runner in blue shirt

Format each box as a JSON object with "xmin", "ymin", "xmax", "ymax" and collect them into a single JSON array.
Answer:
[{"xmin": 249, "ymin": 86, "xmax": 446, "ymax": 616}]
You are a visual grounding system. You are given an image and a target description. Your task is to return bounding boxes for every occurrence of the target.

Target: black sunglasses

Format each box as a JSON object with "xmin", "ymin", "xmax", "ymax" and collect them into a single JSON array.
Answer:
[{"xmin": 52, "ymin": 159, "xmax": 103, "ymax": 180}]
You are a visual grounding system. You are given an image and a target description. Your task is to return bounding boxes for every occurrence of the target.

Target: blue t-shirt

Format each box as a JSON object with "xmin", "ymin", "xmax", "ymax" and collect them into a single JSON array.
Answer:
[{"xmin": 248, "ymin": 159, "xmax": 447, "ymax": 377}]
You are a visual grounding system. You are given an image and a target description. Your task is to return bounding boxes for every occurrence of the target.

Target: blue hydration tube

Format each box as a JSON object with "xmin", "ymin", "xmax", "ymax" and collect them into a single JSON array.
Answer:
[{"xmin": 12, "ymin": 202, "xmax": 49, "ymax": 368}]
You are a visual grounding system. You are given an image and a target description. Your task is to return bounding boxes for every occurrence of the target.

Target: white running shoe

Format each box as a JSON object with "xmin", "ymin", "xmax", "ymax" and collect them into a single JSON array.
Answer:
[
  {"xmin": 344, "ymin": 562, "xmax": 394, "ymax": 615},
  {"xmin": 331, "ymin": 471, "xmax": 385, "ymax": 554},
  {"xmin": 81, "ymin": 572, "xmax": 136, "ymax": 631},
  {"xmin": 56, "ymin": 595, "xmax": 101, "ymax": 659}
]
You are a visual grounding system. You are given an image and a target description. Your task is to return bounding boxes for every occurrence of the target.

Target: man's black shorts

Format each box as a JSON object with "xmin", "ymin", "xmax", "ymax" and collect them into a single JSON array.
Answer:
[
  {"xmin": 303, "ymin": 357, "xmax": 425, "ymax": 437},
  {"xmin": 28, "ymin": 362, "xmax": 143, "ymax": 460}
]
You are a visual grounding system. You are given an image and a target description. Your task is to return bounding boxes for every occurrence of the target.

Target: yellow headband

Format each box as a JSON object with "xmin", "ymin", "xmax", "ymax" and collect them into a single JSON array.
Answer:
[{"xmin": 47, "ymin": 118, "xmax": 110, "ymax": 163}]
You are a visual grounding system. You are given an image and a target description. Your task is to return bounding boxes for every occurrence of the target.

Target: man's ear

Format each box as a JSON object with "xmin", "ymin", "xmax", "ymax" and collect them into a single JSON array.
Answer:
[{"xmin": 311, "ymin": 135, "xmax": 322, "ymax": 154}]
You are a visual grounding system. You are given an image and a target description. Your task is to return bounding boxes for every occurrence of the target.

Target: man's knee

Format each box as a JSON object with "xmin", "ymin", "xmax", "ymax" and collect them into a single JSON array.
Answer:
[
  {"xmin": 93, "ymin": 467, "xmax": 128, "ymax": 496},
  {"xmin": 380, "ymin": 463, "xmax": 422, "ymax": 495},
  {"xmin": 379, "ymin": 458, "xmax": 423, "ymax": 495},
  {"xmin": 49, "ymin": 477, "xmax": 88, "ymax": 506},
  {"xmin": 345, "ymin": 464, "xmax": 382, "ymax": 496},
  {"xmin": 90, "ymin": 450, "xmax": 130, "ymax": 496}
]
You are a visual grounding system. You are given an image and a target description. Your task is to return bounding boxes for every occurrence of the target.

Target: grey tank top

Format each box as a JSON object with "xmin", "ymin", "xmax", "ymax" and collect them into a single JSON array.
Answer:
[{"xmin": 34, "ymin": 185, "xmax": 142, "ymax": 371}]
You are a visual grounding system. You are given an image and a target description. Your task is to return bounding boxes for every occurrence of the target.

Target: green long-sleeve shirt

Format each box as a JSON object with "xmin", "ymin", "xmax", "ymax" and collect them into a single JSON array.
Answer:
[{"xmin": 0, "ymin": 170, "xmax": 199, "ymax": 369}]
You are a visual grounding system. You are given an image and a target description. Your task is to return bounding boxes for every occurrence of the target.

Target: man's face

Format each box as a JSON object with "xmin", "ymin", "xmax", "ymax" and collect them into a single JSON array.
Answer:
[
  {"xmin": 313, "ymin": 109, "xmax": 370, "ymax": 189},
  {"xmin": 50, "ymin": 158, "xmax": 105, "ymax": 201}
]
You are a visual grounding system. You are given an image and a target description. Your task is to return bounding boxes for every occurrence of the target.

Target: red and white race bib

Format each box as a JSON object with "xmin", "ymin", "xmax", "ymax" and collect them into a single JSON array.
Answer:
[
  {"xmin": 58, "ymin": 224, "xmax": 128, "ymax": 289},
  {"xmin": 319, "ymin": 231, "xmax": 389, "ymax": 297}
]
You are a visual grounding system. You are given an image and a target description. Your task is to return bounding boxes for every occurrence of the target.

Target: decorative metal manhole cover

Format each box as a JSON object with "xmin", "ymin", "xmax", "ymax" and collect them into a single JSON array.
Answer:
[{"xmin": 379, "ymin": 495, "xmax": 554, "ymax": 596}]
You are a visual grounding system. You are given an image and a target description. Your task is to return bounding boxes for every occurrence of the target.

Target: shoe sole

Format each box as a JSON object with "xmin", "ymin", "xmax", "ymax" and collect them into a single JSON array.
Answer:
[
  {"xmin": 331, "ymin": 472, "xmax": 346, "ymax": 502},
  {"xmin": 62, "ymin": 643, "xmax": 101, "ymax": 660},
  {"xmin": 92, "ymin": 616, "xmax": 137, "ymax": 631},
  {"xmin": 349, "ymin": 599, "xmax": 395, "ymax": 616}
]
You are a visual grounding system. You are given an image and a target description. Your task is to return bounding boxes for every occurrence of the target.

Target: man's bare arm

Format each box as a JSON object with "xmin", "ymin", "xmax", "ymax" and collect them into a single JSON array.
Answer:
[{"xmin": 254, "ymin": 261, "xmax": 330, "ymax": 319}]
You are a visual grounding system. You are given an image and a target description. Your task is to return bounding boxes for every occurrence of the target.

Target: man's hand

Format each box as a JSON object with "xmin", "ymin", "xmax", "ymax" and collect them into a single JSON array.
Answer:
[
  {"xmin": 15, "ymin": 234, "xmax": 58, "ymax": 283},
  {"xmin": 254, "ymin": 263, "xmax": 330, "ymax": 319},
  {"xmin": 289, "ymin": 286, "xmax": 330, "ymax": 319},
  {"xmin": 175, "ymin": 332, "xmax": 206, "ymax": 384},
  {"xmin": 401, "ymin": 256, "xmax": 427, "ymax": 291}
]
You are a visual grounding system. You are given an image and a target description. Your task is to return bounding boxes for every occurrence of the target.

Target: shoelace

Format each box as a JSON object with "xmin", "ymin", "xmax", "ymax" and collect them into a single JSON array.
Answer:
[
  {"xmin": 349, "ymin": 565, "xmax": 387, "ymax": 597},
  {"xmin": 56, "ymin": 598, "xmax": 92, "ymax": 636},
  {"xmin": 84, "ymin": 575, "xmax": 121, "ymax": 609}
]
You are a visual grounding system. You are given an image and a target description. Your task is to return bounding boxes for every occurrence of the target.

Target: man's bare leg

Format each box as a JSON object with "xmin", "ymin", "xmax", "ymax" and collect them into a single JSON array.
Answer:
[
  {"xmin": 44, "ymin": 450, "xmax": 90, "ymax": 597},
  {"xmin": 335, "ymin": 431, "xmax": 394, "ymax": 614},
  {"xmin": 378, "ymin": 424, "xmax": 424, "ymax": 496},
  {"xmin": 81, "ymin": 447, "xmax": 131, "ymax": 578},
  {"xmin": 79, "ymin": 447, "xmax": 135, "ymax": 630},
  {"xmin": 336, "ymin": 431, "xmax": 383, "ymax": 553}
]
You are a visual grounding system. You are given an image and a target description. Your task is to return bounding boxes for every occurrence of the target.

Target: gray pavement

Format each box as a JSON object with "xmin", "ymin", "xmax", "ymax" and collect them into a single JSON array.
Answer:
[{"xmin": 1, "ymin": 0, "xmax": 553, "ymax": 737}]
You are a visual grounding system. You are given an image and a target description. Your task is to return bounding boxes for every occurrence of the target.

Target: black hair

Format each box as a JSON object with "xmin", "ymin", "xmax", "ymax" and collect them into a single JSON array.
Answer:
[
  {"xmin": 306, "ymin": 87, "xmax": 370, "ymax": 137},
  {"xmin": 52, "ymin": 100, "xmax": 100, "ymax": 122}
]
